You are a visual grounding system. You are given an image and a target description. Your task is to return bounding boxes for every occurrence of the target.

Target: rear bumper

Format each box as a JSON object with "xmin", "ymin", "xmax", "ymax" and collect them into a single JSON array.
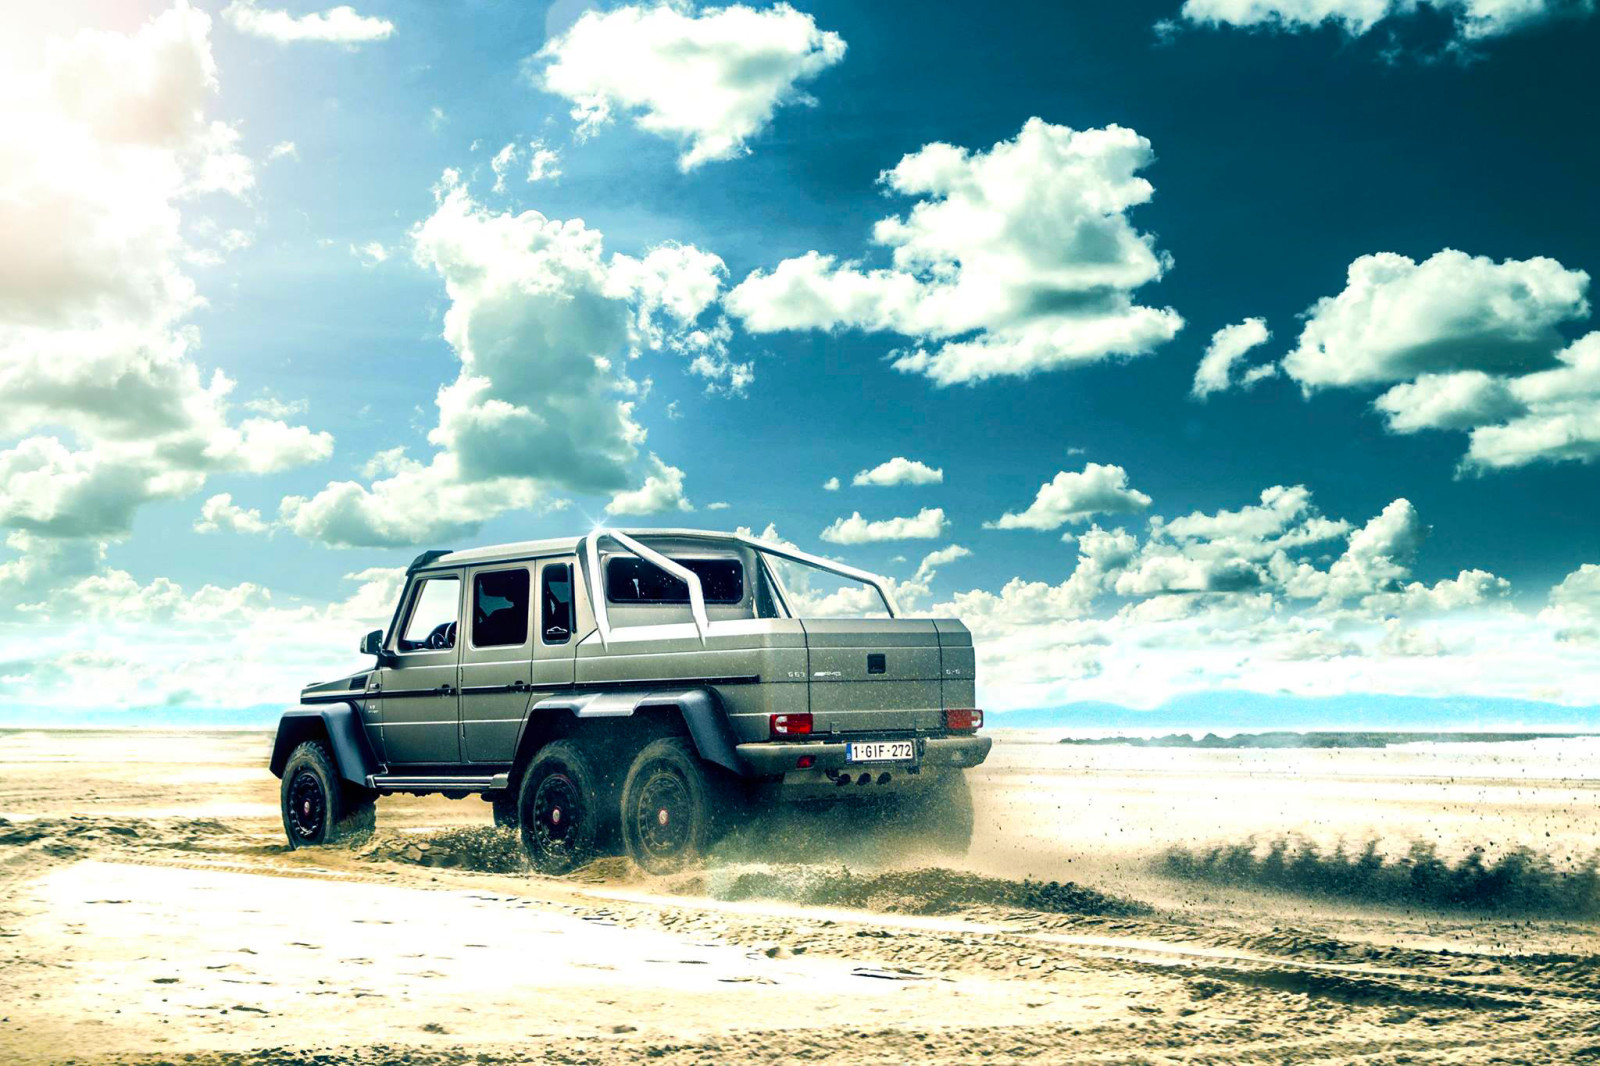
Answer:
[{"xmin": 735, "ymin": 733, "xmax": 992, "ymax": 778}]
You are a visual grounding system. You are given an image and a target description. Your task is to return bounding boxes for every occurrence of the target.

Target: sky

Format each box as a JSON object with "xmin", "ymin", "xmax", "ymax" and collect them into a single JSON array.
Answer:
[{"xmin": 3, "ymin": 0, "xmax": 1600, "ymax": 723}]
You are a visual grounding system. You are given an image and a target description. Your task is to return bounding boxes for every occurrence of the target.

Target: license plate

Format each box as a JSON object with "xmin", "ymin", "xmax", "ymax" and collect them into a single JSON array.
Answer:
[{"xmin": 846, "ymin": 740, "xmax": 916, "ymax": 763}]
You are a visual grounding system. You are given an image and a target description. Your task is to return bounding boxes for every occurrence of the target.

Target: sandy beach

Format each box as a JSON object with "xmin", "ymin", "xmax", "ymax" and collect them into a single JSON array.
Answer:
[{"xmin": 4, "ymin": 727, "xmax": 1600, "ymax": 1064}]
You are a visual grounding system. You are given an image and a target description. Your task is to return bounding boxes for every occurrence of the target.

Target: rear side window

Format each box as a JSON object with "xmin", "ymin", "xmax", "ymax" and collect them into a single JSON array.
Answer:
[
  {"xmin": 472, "ymin": 568, "xmax": 530, "ymax": 647},
  {"xmin": 541, "ymin": 563, "xmax": 573, "ymax": 644},
  {"xmin": 605, "ymin": 557, "xmax": 744, "ymax": 605}
]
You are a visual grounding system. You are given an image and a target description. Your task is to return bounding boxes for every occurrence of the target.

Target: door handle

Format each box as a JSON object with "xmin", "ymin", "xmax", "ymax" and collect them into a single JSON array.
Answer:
[
  {"xmin": 438, "ymin": 683, "xmax": 454, "ymax": 695},
  {"xmin": 511, "ymin": 680, "xmax": 527, "ymax": 691}
]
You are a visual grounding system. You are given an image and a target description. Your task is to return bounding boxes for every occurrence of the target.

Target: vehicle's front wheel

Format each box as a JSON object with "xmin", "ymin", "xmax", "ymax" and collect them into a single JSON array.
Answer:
[
  {"xmin": 518, "ymin": 741, "xmax": 603, "ymax": 874},
  {"xmin": 620, "ymin": 737, "xmax": 730, "ymax": 874},
  {"xmin": 280, "ymin": 740, "xmax": 374, "ymax": 848}
]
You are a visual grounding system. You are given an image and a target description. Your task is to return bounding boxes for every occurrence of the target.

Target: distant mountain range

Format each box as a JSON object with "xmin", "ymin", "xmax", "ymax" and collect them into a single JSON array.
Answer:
[
  {"xmin": 989, "ymin": 691, "xmax": 1600, "ymax": 732},
  {"xmin": 2, "ymin": 689, "xmax": 1598, "ymax": 733}
]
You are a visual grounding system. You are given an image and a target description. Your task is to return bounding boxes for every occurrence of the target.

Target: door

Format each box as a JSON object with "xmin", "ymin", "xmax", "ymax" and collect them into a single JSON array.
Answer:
[
  {"xmin": 532, "ymin": 556, "xmax": 579, "ymax": 689},
  {"xmin": 377, "ymin": 572, "xmax": 463, "ymax": 765},
  {"xmin": 461, "ymin": 564, "xmax": 534, "ymax": 763}
]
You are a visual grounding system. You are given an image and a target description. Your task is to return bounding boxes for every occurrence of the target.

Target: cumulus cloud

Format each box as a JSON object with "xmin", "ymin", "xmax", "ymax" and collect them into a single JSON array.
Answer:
[
  {"xmin": 281, "ymin": 172, "xmax": 720, "ymax": 547},
  {"xmin": 822, "ymin": 476, "xmax": 840, "ymax": 491},
  {"xmin": 820, "ymin": 507, "xmax": 948, "ymax": 545},
  {"xmin": 533, "ymin": 1, "xmax": 846, "ymax": 171},
  {"xmin": 223, "ymin": 1, "xmax": 395, "ymax": 44},
  {"xmin": 194, "ymin": 493, "xmax": 269, "ymax": 534},
  {"xmin": 929, "ymin": 484, "xmax": 1538, "ymax": 712},
  {"xmin": 987, "ymin": 463, "xmax": 1152, "ymax": 531},
  {"xmin": 0, "ymin": 3, "xmax": 332, "ymax": 542},
  {"xmin": 726, "ymin": 119, "xmax": 1183, "ymax": 386},
  {"xmin": 1284, "ymin": 250, "xmax": 1589, "ymax": 389},
  {"xmin": 852, "ymin": 456, "xmax": 944, "ymax": 487},
  {"xmin": 1284, "ymin": 249, "xmax": 1600, "ymax": 472},
  {"xmin": 1170, "ymin": 0, "xmax": 1592, "ymax": 44},
  {"xmin": 605, "ymin": 454, "xmax": 693, "ymax": 515},
  {"xmin": 1192, "ymin": 317, "xmax": 1274, "ymax": 399}
]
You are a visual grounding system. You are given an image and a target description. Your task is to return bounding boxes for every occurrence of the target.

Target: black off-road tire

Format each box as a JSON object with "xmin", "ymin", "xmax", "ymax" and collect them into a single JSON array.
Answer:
[
  {"xmin": 518, "ymin": 741, "xmax": 605, "ymax": 875},
  {"xmin": 281, "ymin": 740, "xmax": 375, "ymax": 848},
  {"xmin": 620, "ymin": 737, "xmax": 733, "ymax": 874},
  {"xmin": 897, "ymin": 770, "xmax": 975, "ymax": 857}
]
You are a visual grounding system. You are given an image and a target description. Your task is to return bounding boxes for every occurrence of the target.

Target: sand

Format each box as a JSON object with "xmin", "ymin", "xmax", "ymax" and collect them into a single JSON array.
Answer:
[{"xmin": 4, "ymin": 727, "xmax": 1600, "ymax": 1063}]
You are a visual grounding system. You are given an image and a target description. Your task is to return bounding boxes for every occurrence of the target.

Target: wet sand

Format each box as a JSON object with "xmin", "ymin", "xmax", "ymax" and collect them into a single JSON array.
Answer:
[{"xmin": 4, "ymin": 728, "xmax": 1600, "ymax": 1063}]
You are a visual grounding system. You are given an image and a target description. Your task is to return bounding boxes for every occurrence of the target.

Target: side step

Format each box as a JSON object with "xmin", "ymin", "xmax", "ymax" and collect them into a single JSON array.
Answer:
[{"xmin": 367, "ymin": 773, "xmax": 510, "ymax": 793}]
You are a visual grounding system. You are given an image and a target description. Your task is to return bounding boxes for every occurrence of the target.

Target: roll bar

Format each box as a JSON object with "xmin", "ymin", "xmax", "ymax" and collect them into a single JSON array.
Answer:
[{"xmin": 579, "ymin": 528, "xmax": 900, "ymax": 648}]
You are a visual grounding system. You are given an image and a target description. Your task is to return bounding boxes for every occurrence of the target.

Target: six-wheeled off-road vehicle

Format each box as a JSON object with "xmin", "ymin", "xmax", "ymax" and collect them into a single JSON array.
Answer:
[{"xmin": 270, "ymin": 529, "xmax": 989, "ymax": 873}]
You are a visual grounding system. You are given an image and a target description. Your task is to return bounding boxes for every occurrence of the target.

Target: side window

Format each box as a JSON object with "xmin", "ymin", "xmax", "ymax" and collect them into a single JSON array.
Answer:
[
  {"xmin": 399, "ymin": 576, "xmax": 460, "ymax": 651},
  {"xmin": 472, "ymin": 568, "xmax": 530, "ymax": 648},
  {"xmin": 541, "ymin": 563, "xmax": 573, "ymax": 644}
]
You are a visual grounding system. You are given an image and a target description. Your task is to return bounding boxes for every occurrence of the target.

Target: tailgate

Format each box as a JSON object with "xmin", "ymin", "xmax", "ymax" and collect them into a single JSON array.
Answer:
[{"xmin": 802, "ymin": 619, "xmax": 944, "ymax": 734}]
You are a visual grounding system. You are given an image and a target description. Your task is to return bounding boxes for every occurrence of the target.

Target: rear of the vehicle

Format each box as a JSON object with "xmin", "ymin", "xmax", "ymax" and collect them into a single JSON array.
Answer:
[{"xmin": 730, "ymin": 615, "xmax": 989, "ymax": 802}]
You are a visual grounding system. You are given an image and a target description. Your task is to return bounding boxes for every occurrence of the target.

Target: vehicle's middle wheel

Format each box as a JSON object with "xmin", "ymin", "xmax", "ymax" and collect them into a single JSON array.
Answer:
[
  {"xmin": 620, "ymin": 737, "xmax": 726, "ymax": 874},
  {"xmin": 518, "ymin": 741, "xmax": 603, "ymax": 875}
]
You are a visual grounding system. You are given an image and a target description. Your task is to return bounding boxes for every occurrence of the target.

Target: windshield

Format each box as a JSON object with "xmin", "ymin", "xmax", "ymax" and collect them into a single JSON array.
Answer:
[{"xmin": 761, "ymin": 552, "xmax": 892, "ymax": 618}]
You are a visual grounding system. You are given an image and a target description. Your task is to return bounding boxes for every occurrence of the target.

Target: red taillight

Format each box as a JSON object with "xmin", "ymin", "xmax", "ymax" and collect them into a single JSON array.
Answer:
[
  {"xmin": 770, "ymin": 712, "xmax": 813, "ymax": 738},
  {"xmin": 945, "ymin": 708, "xmax": 982, "ymax": 732},
  {"xmin": 796, "ymin": 755, "xmax": 815, "ymax": 769}
]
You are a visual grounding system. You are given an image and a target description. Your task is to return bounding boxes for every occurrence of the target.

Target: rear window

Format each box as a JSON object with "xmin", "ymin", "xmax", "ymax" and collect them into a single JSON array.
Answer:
[{"xmin": 605, "ymin": 556, "xmax": 744, "ymax": 605}]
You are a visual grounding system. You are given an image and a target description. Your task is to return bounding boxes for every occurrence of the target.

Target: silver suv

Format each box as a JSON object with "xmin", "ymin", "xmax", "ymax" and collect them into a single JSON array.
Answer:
[{"xmin": 270, "ymin": 529, "xmax": 990, "ymax": 873}]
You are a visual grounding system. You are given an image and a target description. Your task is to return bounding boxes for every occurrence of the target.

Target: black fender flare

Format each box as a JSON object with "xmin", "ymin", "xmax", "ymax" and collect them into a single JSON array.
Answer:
[
  {"xmin": 516, "ymin": 687, "xmax": 744, "ymax": 776},
  {"xmin": 269, "ymin": 704, "xmax": 381, "ymax": 788}
]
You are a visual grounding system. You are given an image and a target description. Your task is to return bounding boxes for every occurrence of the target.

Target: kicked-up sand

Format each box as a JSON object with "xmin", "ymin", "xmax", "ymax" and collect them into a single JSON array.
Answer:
[{"xmin": 4, "ymin": 726, "xmax": 1600, "ymax": 1063}]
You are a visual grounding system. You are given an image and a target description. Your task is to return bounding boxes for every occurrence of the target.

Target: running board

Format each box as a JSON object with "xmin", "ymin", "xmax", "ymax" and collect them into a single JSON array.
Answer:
[{"xmin": 367, "ymin": 773, "xmax": 510, "ymax": 792}]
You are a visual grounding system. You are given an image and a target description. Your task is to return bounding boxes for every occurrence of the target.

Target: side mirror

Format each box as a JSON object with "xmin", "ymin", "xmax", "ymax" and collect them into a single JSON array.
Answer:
[{"xmin": 360, "ymin": 630, "xmax": 385, "ymax": 657}]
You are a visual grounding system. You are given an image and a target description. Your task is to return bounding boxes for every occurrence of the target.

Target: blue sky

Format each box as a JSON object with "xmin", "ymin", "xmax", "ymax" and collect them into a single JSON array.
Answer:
[{"xmin": 3, "ymin": 0, "xmax": 1600, "ymax": 720}]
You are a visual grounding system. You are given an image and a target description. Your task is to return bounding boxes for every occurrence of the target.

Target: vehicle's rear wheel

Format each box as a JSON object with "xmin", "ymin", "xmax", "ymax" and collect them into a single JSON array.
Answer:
[
  {"xmin": 895, "ymin": 770, "xmax": 974, "ymax": 857},
  {"xmin": 518, "ymin": 741, "xmax": 603, "ymax": 874},
  {"xmin": 620, "ymin": 737, "xmax": 729, "ymax": 874},
  {"xmin": 281, "ymin": 740, "xmax": 374, "ymax": 848}
]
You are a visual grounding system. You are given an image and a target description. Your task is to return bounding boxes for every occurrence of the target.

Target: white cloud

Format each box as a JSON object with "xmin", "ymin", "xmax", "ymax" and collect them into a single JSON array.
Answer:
[
  {"xmin": 852, "ymin": 456, "xmax": 943, "ymax": 487},
  {"xmin": 925, "ymin": 485, "xmax": 1551, "ymax": 713},
  {"xmin": 282, "ymin": 172, "xmax": 718, "ymax": 547},
  {"xmin": 1460, "ymin": 332, "xmax": 1600, "ymax": 470},
  {"xmin": 244, "ymin": 393, "xmax": 309, "ymax": 418},
  {"xmin": 266, "ymin": 140, "xmax": 299, "ymax": 162},
  {"xmin": 1192, "ymin": 317, "xmax": 1274, "ymax": 399},
  {"xmin": 490, "ymin": 141, "xmax": 519, "ymax": 193},
  {"xmin": 605, "ymin": 454, "xmax": 693, "ymax": 515},
  {"xmin": 822, "ymin": 476, "xmax": 840, "ymax": 491},
  {"xmin": 1284, "ymin": 250, "xmax": 1600, "ymax": 472},
  {"xmin": 820, "ymin": 507, "xmax": 948, "ymax": 545},
  {"xmin": 1171, "ymin": 0, "xmax": 1591, "ymax": 43},
  {"xmin": 534, "ymin": 1, "xmax": 846, "ymax": 171},
  {"xmin": 194, "ymin": 493, "xmax": 268, "ymax": 534},
  {"xmin": 726, "ymin": 119, "xmax": 1183, "ymax": 385},
  {"xmin": 223, "ymin": 1, "xmax": 395, "ymax": 45},
  {"xmin": 349, "ymin": 241, "xmax": 389, "ymax": 266},
  {"xmin": 987, "ymin": 463, "xmax": 1152, "ymax": 531},
  {"xmin": 706, "ymin": 501, "xmax": 730, "ymax": 511},
  {"xmin": 526, "ymin": 139, "xmax": 563, "ymax": 183},
  {"xmin": 0, "ymin": 4, "xmax": 331, "ymax": 542},
  {"xmin": 1283, "ymin": 250, "xmax": 1589, "ymax": 390}
]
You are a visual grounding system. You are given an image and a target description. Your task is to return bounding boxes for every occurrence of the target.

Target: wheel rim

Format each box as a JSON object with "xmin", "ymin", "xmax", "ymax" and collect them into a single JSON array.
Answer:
[
  {"xmin": 633, "ymin": 763, "xmax": 694, "ymax": 861},
  {"xmin": 528, "ymin": 771, "xmax": 583, "ymax": 859},
  {"xmin": 288, "ymin": 770, "xmax": 326, "ymax": 840}
]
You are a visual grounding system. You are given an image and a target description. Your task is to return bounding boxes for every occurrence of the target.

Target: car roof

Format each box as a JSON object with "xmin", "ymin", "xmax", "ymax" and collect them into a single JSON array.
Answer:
[{"xmin": 426, "ymin": 528, "xmax": 747, "ymax": 570}]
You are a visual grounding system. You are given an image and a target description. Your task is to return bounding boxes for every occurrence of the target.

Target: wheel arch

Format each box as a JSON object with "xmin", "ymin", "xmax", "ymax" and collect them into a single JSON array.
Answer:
[
  {"xmin": 509, "ymin": 687, "xmax": 744, "ymax": 779},
  {"xmin": 269, "ymin": 704, "xmax": 380, "ymax": 788}
]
